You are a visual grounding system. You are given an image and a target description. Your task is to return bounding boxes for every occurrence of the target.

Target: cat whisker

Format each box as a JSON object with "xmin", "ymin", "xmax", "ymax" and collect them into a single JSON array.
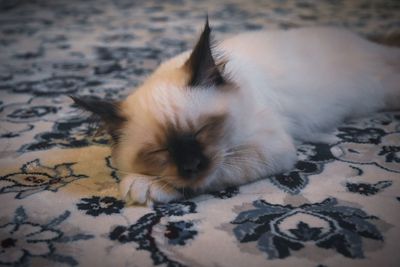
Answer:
[
  {"xmin": 217, "ymin": 161, "xmax": 244, "ymax": 174},
  {"xmin": 218, "ymin": 150, "xmax": 268, "ymax": 166}
]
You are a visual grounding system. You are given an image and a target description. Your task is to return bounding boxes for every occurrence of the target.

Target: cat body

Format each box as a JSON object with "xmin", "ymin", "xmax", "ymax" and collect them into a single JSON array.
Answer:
[
  {"xmin": 218, "ymin": 27, "xmax": 400, "ymax": 141},
  {"xmin": 73, "ymin": 23, "xmax": 400, "ymax": 205}
]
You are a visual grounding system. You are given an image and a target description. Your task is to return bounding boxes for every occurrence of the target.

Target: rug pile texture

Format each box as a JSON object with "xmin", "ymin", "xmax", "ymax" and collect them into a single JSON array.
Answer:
[{"xmin": 0, "ymin": 0, "xmax": 399, "ymax": 266}]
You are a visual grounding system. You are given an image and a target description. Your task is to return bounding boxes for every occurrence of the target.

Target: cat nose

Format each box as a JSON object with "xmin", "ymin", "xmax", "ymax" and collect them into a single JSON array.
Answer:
[
  {"xmin": 181, "ymin": 157, "xmax": 208, "ymax": 179},
  {"xmin": 183, "ymin": 158, "xmax": 201, "ymax": 173}
]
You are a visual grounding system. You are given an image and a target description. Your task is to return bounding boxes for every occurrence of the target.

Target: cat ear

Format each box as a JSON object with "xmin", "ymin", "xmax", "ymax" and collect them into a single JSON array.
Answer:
[
  {"xmin": 184, "ymin": 18, "xmax": 225, "ymax": 87},
  {"xmin": 70, "ymin": 95, "xmax": 126, "ymax": 140}
]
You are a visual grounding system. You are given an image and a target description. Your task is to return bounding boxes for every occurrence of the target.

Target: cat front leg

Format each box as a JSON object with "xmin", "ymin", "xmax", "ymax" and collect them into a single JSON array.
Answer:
[{"xmin": 119, "ymin": 174, "xmax": 182, "ymax": 205}]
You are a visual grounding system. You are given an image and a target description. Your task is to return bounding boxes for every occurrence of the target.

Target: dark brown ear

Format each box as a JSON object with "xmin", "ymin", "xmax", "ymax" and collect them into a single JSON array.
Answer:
[
  {"xmin": 184, "ymin": 18, "xmax": 225, "ymax": 87},
  {"xmin": 70, "ymin": 95, "xmax": 126, "ymax": 141}
]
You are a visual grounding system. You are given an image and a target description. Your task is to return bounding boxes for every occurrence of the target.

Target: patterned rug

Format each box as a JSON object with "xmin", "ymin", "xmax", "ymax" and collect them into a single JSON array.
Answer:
[{"xmin": 1, "ymin": 0, "xmax": 399, "ymax": 266}]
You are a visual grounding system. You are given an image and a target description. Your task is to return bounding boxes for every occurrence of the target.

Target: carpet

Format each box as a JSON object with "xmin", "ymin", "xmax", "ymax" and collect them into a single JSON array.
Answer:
[{"xmin": 0, "ymin": 0, "xmax": 399, "ymax": 266}]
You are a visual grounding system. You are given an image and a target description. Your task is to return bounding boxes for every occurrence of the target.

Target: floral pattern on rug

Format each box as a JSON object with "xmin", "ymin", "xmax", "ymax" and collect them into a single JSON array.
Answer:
[
  {"xmin": 0, "ymin": 207, "xmax": 93, "ymax": 266},
  {"xmin": 0, "ymin": 159, "xmax": 88, "ymax": 199},
  {"xmin": 231, "ymin": 198, "xmax": 384, "ymax": 259},
  {"xmin": 109, "ymin": 202, "xmax": 197, "ymax": 267},
  {"xmin": 1, "ymin": 0, "xmax": 399, "ymax": 266}
]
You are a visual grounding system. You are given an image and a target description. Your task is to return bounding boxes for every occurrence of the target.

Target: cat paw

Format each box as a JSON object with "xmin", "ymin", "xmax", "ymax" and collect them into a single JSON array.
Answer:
[{"xmin": 119, "ymin": 175, "xmax": 182, "ymax": 206}]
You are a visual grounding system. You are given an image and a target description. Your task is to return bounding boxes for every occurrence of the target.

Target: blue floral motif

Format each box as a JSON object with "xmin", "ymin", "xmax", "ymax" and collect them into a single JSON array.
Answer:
[
  {"xmin": 378, "ymin": 146, "xmax": 400, "ymax": 163},
  {"xmin": 95, "ymin": 46, "xmax": 163, "ymax": 61},
  {"xmin": 348, "ymin": 113, "xmax": 394, "ymax": 128},
  {"xmin": 346, "ymin": 181, "xmax": 392, "ymax": 196},
  {"xmin": 0, "ymin": 123, "xmax": 34, "ymax": 138},
  {"xmin": 0, "ymin": 0, "xmax": 399, "ymax": 266},
  {"xmin": 77, "ymin": 196, "xmax": 124, "ymax": 216},
  {"xmin": 165, "ymin": 221, "xmax": 197, "ymax": 246},
  {"xmin": 7, "ymin": 76, "xmax": 86, "ymax": 96},
  {"xmin": 0, "ymin": 159, "xmax": 88, "ymax": 199},
  {"xmin": 336, "ymin": 127, "xmax": 386, "ymax": 144},
  {"xmin": 210, "ymin": 186, "xmax": 239, "ymax": 199},
  {"xmin": 109, "ymin": 202, "xmax": 197, "ymax": 267},
  {"xmin": 269, "ymin": 143, "xmax": 335, "ymax": 194},
  {"xmin": 231, "ymin": 198, "xmax": 383, "ymax": 259},
  {"xmin": 19, "ymin": 116, "xmax": 110, "ymax": 152},
  {"xmin": 0, "ymin": 97, "xmax": 66, "ymax": 128},
  {"xmin": 270, "ymin": 160, "xmax": 321, "ymax": 195},
  {"xmin": 0, "ymin": 207, "xmax": 93, "ymax": 266},
  {"xmin": 331, "ymin": 132, "xmax": 400, "ymax": 173},
  {"xmin": 105, "ymin": 156, "xmax": 121, "ymax": 182},
  {"xmin": 7, "ymin": 106, "xmax": 59, "ymax": 121}
]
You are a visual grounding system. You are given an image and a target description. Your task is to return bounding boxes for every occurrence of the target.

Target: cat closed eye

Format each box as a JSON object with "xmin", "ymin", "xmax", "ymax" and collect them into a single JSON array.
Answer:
[
  {"xmin": 146, "ymin": 148, "xmax": 169, "ymax": 155},
  {"xmin": 136, "ymin": 145, "xmax": 169, "ymax": 165}
]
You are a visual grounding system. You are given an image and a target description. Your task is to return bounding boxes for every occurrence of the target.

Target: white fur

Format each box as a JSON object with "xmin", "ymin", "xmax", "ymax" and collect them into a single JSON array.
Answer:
[
  {"xmin": 117, "ymin": 27, "xmax": 400, "ymax": 205},
  {"xmin": 120, "ymin": 174, "xmax": 182, "ymax": 205},
  {"xmin": 218, "ymin": 27, "xmax": 400, "ymax": 141}
]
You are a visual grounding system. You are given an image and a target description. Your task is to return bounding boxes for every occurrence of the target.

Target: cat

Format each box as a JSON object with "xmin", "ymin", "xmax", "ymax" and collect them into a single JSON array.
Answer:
[{"xmin": 72, "ymin": 19, "xmax": 400, "ymax": 205}]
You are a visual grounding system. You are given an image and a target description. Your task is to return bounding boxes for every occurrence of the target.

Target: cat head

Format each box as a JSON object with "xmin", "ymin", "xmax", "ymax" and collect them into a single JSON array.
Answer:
[{"xmin": 72, "ymin": 20, "xmax": 239, "ymax": 189}]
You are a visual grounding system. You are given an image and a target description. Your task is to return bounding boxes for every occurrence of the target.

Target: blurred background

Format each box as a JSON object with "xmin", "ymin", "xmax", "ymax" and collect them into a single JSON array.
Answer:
[
  {"xmin": 0, "ymin": 0, "xmax": 399, "ymax": 102},
  {"xmin": 1, "ymin": 0, "xmax": 399, "ymax": 150}
]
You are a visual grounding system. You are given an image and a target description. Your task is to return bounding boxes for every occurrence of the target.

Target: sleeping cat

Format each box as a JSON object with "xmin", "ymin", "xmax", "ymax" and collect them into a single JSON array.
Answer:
[{"xmin": 72, "ymin": 20, "xmax": 400, "ymax": 205}]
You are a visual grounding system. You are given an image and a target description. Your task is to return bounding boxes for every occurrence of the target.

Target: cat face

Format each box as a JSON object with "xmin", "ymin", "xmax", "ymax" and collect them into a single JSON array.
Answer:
[
  {"xmin": 72, "ymin": 20, "xmax": 238, "ymax": 189},
  {"xmin": 115, "ymin": 84, "xmax": 234, "ymax": 189}
]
